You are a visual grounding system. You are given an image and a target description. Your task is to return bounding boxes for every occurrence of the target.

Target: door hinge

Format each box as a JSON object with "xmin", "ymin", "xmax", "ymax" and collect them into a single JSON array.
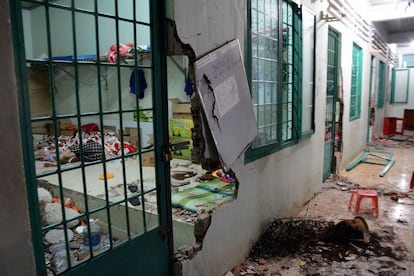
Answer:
[{"xmin": 159, "ymin": 226, "xmax": 170, "ymax": 240}]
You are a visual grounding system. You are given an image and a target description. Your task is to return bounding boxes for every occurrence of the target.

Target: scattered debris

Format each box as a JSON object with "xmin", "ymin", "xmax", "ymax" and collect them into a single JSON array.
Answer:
[
  {"xmin": 369, "ymin": 134, "xmax": 414, "ymax": 148},
  {"xmin": 327, "ymin": 216, "xmax": 370, "ymax": 243},
  {"xmin": 172, "ymin": 171, "xmax": 197, "ymax": 180},
  {"xmin": 323, "ymin": 174, "xmax": 360, "ymax": 191},
  {"xmin": 128, "ymin": 197, "xmax": 141, "ymax": 206},
  {"xmin": 383, "ymin": 190, "xmax": 414, "ymax": 204},
  {"xmin": 396, "ymin": 218, "xmax": 408, "ymax": 225},
  {"xmin": 127, "ymin": 184, "xmax": 139, "ymax": 193},
  {"xmin": 231, "ymin": 217, "xmax": 410, "ymax": 275}
]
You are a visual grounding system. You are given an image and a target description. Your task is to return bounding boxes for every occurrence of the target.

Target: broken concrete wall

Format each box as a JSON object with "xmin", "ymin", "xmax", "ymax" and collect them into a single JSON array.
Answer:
[
  {"xmin": 180, "ymin": 138, "xmax": 324, "ymax": 275},
  {"xmin": 172, "ymin": 0, "xmax": 390, "ymax": 274},
  {"xmin": 173, "ymin": 0, "xmax": 246, "ymax": 58},
  {"xmin": 173, "ymin": 1, "xmax": 325, "ymax": 275}
]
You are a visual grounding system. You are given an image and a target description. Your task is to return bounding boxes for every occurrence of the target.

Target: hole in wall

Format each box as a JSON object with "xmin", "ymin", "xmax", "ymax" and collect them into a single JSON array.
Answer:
[{"xmin": 166, "ymin": 19, "xmax": 240, "ymax": 260}]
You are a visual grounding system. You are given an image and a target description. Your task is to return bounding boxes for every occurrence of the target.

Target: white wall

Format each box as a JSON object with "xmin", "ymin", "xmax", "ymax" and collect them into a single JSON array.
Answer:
[
  {"xmin": 22, "ymin": 3, "xmax": 189, "ymax": 133},
  {"xmin": 302, "ymin": 0, "xmax": 373, "ymax": 169},
  {"xmin": 25, "ymin": 0, "xmax": 150, "ymax": 59},
  {"xmin": 173, "ymin": 0, "xmax": 387, "ymax": 274},
  {"xmin": 342, "ymin": 33, "xmax": 372, "ymax": 168},
  {"xmin": 307, "ymin": 4, "xmax": 373, "ymax": 169},
  {"xmin": 396, "ymin": 45, "xmax": 414, "ymax": 56},
  {"xmin": 22, "ymin": 9, "xmax": 33, "ymax": 59},
  {"xmin": 35, "ymin": 53, "xmax": 188, "ymax": 133},
  {"xmin": 174, "ymin": 1, "xmax": 325, "ymax": 275},
  {"xmin": 18, "ymin": 1, "xmax": 399, "ymax": 275},
  {"xmin": 174, "ymin": 0, "xmax": 246, "ymax": 58}
]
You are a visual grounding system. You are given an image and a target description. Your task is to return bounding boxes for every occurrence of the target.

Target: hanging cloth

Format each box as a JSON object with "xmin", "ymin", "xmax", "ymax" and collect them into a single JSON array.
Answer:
[
  {"xmin": 129, "ymin": 69, "xmax": 148, "ymax": 99},
  {"xmin": 184, "ymin": 72, "xmax": 193, "ymax": 96}
]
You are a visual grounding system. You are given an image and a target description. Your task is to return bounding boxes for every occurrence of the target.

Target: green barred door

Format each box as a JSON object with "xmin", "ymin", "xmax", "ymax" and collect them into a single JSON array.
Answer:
[
  {"xmin": 323, "ymin": 28, "xmax": 340, "ymax": 180},
  {"xmin": 11, "ymin": 0, "xmax": 173, "ymax": 275}
]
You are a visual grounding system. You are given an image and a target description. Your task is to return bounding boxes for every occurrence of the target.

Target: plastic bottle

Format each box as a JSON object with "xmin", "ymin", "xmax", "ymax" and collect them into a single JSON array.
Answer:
[
  {"xmin": 82, "ymin": 219, "xmax": 101, "ymax": 252},
  {"xmin": 50, "ymin": 243, "xmax": 74, "ymax": 273}
]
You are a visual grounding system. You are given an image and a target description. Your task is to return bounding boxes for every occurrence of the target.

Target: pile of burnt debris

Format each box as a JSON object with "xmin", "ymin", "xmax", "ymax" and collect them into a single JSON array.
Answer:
[{"xmin": 236, "ymin": 217, "xmax": 409, "ymax": 275}]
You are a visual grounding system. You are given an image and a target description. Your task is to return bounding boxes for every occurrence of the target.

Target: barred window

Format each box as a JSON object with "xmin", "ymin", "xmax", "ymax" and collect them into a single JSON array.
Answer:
[{"xmin": 246, "ymin": 0, "xmax": 315, "ymax": 162}]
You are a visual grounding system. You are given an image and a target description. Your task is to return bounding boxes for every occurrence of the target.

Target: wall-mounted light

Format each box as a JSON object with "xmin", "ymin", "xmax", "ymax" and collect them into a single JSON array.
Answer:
[{"xmin": 320, "ymin": 11, "xmax": 340, "ymax": 22}]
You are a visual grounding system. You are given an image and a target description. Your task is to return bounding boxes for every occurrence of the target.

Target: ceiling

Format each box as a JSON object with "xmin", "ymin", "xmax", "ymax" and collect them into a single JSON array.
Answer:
[
  {"xmin": 367, "ymin": 0, "xmax": 414, "ymax": 48},
  {"xmin": 20, "ymin": 0, "xmax": 414, "ymax": 51}
]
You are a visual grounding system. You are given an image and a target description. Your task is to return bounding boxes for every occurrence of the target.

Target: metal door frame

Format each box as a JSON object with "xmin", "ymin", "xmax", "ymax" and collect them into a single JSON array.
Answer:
[
  {"xmin": 323, "ymin": 27, "xmax": 340, "ymax": 180},
  {"xmin": 10, "ymin": 0, "xmax": 174, "ymax": 275}
]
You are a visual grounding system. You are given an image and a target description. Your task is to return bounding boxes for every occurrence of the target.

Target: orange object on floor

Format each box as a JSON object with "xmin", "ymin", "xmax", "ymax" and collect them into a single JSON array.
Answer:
[
  {"xmin": 348, "ymin": 190, "xmax": 379, "ymax": 217},
  {"xmin": 99, "ymin": 172, "xmax": 114, "ymax": 180}
]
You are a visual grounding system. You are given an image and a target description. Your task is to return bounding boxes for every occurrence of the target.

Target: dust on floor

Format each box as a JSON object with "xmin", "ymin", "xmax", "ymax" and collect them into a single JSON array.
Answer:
[{"xmin": 230, "ymin": 146, "xmax": 414, "ymax": 276}]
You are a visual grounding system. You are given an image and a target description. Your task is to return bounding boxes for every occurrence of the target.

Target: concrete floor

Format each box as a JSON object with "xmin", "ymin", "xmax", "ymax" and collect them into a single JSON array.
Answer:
[
  {"xmin": 231, "ymin": 144, "xmax": 414, "ymax": 275},
  {"xmin": 39, "ymin": 157, "xmax": 205, "ymax": 250}
]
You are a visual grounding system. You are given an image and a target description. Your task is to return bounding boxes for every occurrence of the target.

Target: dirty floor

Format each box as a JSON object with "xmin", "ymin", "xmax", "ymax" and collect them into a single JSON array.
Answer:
[{"xmin": 231, "ymin": 145, "xmax": 414, "ymax": 275}]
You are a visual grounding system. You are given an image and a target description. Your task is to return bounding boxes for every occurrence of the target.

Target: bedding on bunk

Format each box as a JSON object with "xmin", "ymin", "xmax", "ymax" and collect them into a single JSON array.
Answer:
[
  {"xmin": 35, "ymin": 130, "xmax": 137, "ymax": 165},
  {"xmin": 29, "ymin": 42, "xmax": 151, "ymax": 63},
  {"xmin": 36, "ymin": 43, "xmax": 151, "ymax": 64}
]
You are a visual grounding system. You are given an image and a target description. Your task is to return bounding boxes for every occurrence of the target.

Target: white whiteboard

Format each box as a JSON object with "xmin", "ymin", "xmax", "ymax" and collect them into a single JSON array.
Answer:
[{"xmin": 194, "ymin": 39, "xmax": 258, "ymax": 170}]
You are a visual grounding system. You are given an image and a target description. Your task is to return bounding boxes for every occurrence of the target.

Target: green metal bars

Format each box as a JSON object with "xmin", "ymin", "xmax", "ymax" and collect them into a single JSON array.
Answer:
[
  {"xmin": 13, "ymin": 0, "xmax": 172, "ymax": 274},
  {"xmin": 350, "ymin": 42, "xmax": 363, "ymax": 121},
  {"xmin": 376, "ymin": 60, "xmax": 385, "ymax": 109},
  {"xmin": 246, "ymin": 0, "xmax": 304, "ymax": 163}
]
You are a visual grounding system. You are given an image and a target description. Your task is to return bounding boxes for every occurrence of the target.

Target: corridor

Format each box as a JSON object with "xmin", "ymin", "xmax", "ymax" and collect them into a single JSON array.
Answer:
[{"xmin": 230, "ymin": 140, "xmax": 414, "ymax": 275}]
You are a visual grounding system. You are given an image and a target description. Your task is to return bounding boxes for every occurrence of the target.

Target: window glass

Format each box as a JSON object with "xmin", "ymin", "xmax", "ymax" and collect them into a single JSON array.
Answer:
[
  {"xmin": 350, "ymin": 43, "xmax": 363, "ymax": 121},
  {"xmin": 247, "ymin": 0, "xmax": 315, "ymax": 163},
  {"xmin": 376, "ymin": 61, "xmax": 385, "ymax": 108}
]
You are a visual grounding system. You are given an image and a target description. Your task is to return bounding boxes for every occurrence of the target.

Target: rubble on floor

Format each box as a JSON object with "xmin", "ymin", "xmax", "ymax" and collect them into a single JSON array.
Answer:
[
  {"xmin": 372, "ymin": 134, "xmax": 414, "ymax": 148},
  {"xmin": 229, "ymin": 164, "xmax": 414, "ymax": 276},
  {"xmin": 229, "ymin": 217, "xmax": 409, "ymax": 276},
  {"xmin": 40, "ymin": 159, "xmax": 239, "ymax": 272},
  {"xmin": 324, "ymin": 174, "xmax": 414, "ymax": 205},
  {"xmin": 323, "ymin": 174, "xmax": 361, "ymax": 191}
]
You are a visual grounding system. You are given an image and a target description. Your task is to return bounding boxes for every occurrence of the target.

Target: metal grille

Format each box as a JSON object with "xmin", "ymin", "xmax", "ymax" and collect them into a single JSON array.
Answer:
[
  {"xmin": 281, "ymin": 1, "xmax": 293, "ymax": 141},
  {"xmin": 350, "ymin": 43, "xmax": 362, "ymax": 120},
  {"xmin": 325, "ymin": 30, "xmax": 338, "ymax": 142},
  {"xmin": 376, "ymin": 61, "xmax": 385, "ymax": 108},
  {"xmin": 251, "ymin": 0, "xmax": 279, "ymax": 147},
  {"xmin": 20, "ymin": 0, "xmax": 166, "ymax": 274},
  {"xmin": 250, "ymin": 0, "xmax": 301, "ymax": 149}
]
